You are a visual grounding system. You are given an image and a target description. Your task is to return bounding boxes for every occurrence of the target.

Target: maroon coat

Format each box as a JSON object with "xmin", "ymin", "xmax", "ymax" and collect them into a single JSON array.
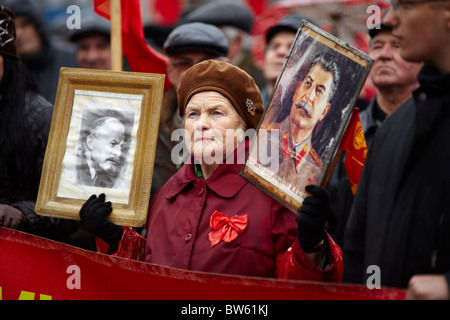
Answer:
[{"xmin": 99, "ymin": 141, "xmax": 343, "ymax": 281}]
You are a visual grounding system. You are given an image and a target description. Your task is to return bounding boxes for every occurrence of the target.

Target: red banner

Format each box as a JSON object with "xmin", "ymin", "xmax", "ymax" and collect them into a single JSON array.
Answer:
[{"xmin": 0, "ymin": 228, "xmax": 405, "ymax": 301}]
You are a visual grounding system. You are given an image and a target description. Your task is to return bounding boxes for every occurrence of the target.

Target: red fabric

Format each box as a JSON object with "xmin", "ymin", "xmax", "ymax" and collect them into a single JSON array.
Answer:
[
  {"xmin": 208, "ymin": 210, "xmax": 248, "ymax": 248},
  {"xmin": 151, "ymin": 0, "xmax": 182, "ymax": 26},
  {"xmin": 246, "ymin": 0, "xmax": 268, "ymax": 16},
  {"xmin": 96, "ymin": 226, "xmax": 146, "ymax": 260},
  {"xmin": 339, "ymin": 108, "xmax": 368, "ymax": 195},
  {"xmin": 277, "ymin": 234, "xmax": 343, "ymax": 283},
  {"xmin": 93, "ymin": 0, "xmax": 172, "ymax": 92},
  {"xmin": 0, "ymin": 228, "xmax": 406, "ymax": 300}
]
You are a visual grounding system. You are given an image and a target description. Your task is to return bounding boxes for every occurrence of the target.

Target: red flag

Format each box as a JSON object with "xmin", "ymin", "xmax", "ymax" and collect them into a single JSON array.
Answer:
[
  {"xmin": 93, "ymin": 0, "xmax": 172, "ymax": 92},
  {"xmin": 150, "ymin": 0, "xmax": 182, "ymax": 26},
  {"xmin": 339, "ymin": 108, "xmax": 368, "ymax": 195},
  {"xmin": 246, "ymin": 0, "xmax": 268, "ymax": 16}
]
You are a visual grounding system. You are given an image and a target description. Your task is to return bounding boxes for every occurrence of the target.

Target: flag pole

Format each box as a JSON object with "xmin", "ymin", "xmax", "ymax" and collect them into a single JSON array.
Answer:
[{"xmin": 110, "ymin": 0, "xmax": 122, "ymax": 71}]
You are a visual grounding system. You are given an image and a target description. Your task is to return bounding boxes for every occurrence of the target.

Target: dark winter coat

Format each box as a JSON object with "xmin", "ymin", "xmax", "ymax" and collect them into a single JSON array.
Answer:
[
  {"xmin": 343, "ymin": 65, "xmax": 450, "ymax": 288},
  {"xmin": 0, "ymin": 92, "xmax": 77, "ymax": 240},
  {"xmin": 326, "ymin": 98, "xmax": 386, "ymax": 247}
]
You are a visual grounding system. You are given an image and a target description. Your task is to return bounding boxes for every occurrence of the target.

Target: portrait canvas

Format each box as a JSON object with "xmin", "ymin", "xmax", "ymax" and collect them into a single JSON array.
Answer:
[
  {"xmin": 242, "ymin": 21, "xmax": 373, "ymax": 213},
  {"xmin": 36, "ymin": 68, "xmax": 164, "ymax": 227},
  {"xmin": 57, "ymin": 90, "xmax": 140, "ymax": 204}
]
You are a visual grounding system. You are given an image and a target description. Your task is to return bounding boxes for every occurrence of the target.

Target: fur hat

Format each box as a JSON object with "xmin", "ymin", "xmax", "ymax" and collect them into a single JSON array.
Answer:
[
  {"xmin": 0, "ymin": 6, "xmax": 18, "ymax": 58},
  {"xmin": 177, "ymin": 60, "xmax": 264, "ymax": 130}
]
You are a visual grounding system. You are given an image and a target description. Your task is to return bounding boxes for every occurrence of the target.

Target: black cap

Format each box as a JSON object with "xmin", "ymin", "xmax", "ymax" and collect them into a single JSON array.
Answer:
[
  {"xmin": 368, "ymin": 8, "xmax": 392, "ymax": 39},
  {"xmin": 266, "ymin": 14, "xmax": 318, "ymax": 44},
  {"xmin": 181, "ymin": 1, "xmax": 254, "ymax": 34},
  {"xmin": 163, "ymin": 22, "xmax": 229, "ymax": 57},
  {"xmin": 69, "ymin": 15, "xmax": 110, "ymax": 42}
]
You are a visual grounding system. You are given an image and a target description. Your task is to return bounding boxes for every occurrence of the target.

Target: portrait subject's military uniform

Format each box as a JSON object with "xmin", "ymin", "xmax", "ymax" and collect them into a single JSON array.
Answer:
[{"xmin": 267, "ymin": 116, "xmax": 323, "ymax": 192}]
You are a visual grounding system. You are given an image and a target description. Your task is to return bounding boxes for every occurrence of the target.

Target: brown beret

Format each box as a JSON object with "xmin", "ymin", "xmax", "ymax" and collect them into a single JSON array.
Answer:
[{"xmin": 177, "ymin": 60, "xmax": 264, "ymax": 130}]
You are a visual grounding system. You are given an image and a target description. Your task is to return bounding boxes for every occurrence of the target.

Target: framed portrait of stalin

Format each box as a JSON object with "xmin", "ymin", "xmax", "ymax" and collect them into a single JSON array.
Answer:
[
  {"xmin": 35, "ymin": 68, "xmax": 164, "ymax": 227},
  {"xmin": 242, "ymin": 21, "xmax": 373, "ymax": 213}
]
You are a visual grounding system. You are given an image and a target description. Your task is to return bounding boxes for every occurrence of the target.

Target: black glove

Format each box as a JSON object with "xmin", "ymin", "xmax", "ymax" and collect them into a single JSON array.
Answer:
[
  {"xmin": 79, "ymin": 194, "xmax": 123, "ymax": 248},
  {"xmin": 296, "ymin": 185, "xmax": 331, "ymax": 253}
]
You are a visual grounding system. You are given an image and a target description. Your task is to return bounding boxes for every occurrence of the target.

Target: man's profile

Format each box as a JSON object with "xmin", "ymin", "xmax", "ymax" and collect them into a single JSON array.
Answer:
[
  {"xmin": 77, "ymin": 116, "xmax": 126, "ymax": 188},
  {"xmin": 270, "ymin": 52, "xmax": 340, "ymax": 190}
]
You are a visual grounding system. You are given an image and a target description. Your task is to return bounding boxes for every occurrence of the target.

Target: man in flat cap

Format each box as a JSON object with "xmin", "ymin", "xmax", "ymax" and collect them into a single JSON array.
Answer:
[
  {"xmin": 151, "ymin": 22, "xmax": 229, "ymax": 201},
  {"xmin": 69, "ymin": 14, "xmax": 112, "ymax": 70},
  {"xmin": 182, "ymin": 1, "xmax": 265, "ymax": 88}
]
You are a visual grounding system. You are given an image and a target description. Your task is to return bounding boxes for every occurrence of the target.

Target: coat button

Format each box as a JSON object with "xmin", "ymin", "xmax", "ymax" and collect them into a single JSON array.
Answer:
[
  {"xmin": 199, "ymin": 188, "xmax": 204, "ymax": 196},
  {"xmin": 184, "ymin": 233, "xmax": 192, "ymax": 242}
]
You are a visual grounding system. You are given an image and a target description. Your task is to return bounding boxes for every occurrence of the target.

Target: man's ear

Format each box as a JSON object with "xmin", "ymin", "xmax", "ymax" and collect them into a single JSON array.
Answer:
[
  {"xmin": 319, "ymin": 103, "xmax": 330, "ymax": 121},
  {"xmin": 86, "ymin": 135, "xmax": 94, "ymax": 150}
]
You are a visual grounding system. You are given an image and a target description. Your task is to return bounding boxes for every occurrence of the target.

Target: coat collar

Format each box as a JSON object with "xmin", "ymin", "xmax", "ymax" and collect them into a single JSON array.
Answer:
[{"xmin": 165, "ymin": 140, "xmax": 250, "ymax": 199}]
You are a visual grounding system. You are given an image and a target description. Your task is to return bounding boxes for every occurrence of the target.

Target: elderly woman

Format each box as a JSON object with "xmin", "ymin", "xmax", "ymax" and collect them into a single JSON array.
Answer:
[{"xmin": 80, "ymin": 60, "xmax": 343, "ymax": 281}]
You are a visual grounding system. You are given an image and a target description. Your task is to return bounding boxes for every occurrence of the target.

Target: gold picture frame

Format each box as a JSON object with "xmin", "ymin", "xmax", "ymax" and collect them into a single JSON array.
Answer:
[
  {"xmin": 35, "ymin": 68, "xmax": 164, "ymax": 227},
  {"xmin": 241, "ymin": 21, "xmax": 373, "ymax": 213}
]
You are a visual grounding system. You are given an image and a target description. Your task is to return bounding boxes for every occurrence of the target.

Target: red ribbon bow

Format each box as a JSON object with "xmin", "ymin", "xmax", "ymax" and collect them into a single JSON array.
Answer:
[{"xmin": 208, "ymin": 210, "xmax": 248, "ymax": 248}]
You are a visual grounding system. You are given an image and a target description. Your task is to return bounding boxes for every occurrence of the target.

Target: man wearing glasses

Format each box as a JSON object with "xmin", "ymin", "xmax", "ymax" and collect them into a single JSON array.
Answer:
[{"xmin": 343, "ymin": 1, "xmax": 450, "ymax": 299}]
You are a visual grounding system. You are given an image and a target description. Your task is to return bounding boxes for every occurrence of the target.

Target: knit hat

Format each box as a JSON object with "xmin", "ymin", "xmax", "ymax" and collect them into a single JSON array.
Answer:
[
  {"xmin": 177, "ymin": 60, "xmax": 264, "ymax": 130},
  {"xmin": 0, "ymin": 6, "xmax": 18, "ymax": 58},
  {"xmin": 1, "ymin": 0, "xmax": 51, "ymax": 48}
]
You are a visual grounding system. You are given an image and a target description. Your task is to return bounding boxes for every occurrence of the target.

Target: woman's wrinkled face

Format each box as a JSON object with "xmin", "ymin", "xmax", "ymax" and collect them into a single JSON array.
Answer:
[{"xmin": 184, "ymin": 91, "xmax": 245, "ymax": 164}]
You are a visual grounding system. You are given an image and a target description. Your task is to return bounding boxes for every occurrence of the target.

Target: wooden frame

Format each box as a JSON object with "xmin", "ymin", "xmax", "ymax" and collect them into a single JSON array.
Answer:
[
  {"xmin": 36, "ymin": 68, "xmax": 164, "ymax": 227},
  {"xmin": 241, "ymin": 21, "xmax": 373, "ymax": 213}
]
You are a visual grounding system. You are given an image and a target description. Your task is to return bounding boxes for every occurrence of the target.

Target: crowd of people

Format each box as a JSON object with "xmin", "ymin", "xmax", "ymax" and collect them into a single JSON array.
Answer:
[{"xmin": 0, "ymin": 0, "xmax": 449, "ymax": 300}]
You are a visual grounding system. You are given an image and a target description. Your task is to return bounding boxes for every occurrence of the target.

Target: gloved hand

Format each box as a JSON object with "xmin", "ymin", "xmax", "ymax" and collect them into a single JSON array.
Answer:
[
  {"xmin": 0, "ymin": 204, "xmax": 26, "ymax": 229},
  {"xmin": 296, "ymin": 185, "xmax": 332, "ymax": 253},
  {"xmin": 79, "ymin": 194, "xmax": 123, "ymax": 248}
]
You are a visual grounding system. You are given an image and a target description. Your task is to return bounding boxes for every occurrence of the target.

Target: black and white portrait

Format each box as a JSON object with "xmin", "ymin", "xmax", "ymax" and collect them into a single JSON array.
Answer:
[
  {"xmin": 76, "ymin": 110, "xmax": 134, "ymax": 189},
  {"xmin": 57, "ymin": 90, "xmax": 142, "ymax": 203}
]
